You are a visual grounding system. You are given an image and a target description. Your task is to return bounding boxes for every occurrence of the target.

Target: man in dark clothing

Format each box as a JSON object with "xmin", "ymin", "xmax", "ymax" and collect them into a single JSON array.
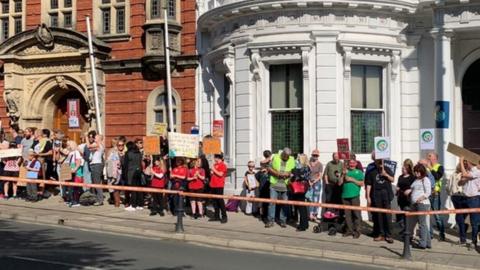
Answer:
[{"xmin": 365, "ymin": 159, "xmax": 395, "ymax": 244}]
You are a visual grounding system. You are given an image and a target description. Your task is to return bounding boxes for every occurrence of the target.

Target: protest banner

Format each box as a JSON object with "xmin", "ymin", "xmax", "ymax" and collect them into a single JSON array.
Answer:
[
  {"xmin": 336, "ymin": 138, "xmax": 350, "ymax": 160},
  {"xmin": 420, "ymin": 129, "xmax": 435, "ymax": 150},
  {"xmin": 212, "ymin": 120, "xmax": 224, "ymax": 138},
  {"xmin": 168, "ymin": 133, "xmax": 199, "ymax": 158},
  {"xmin": 203, "ymin": 137, "xmax": 221, "ymax": 155},
  {"xmin": 383, "ymin": 160, "xmax": 397, "ymax": 177},
  {"xmin": 143, "ymin": 136, "xmax": 161, "ymax": 155},
  {"xmin": 67, "ymin": 99, "xmax": 81, "ymax": 129},
  {"xmin": 447, "ymin": 142, "xmax": 480, "ymax": 165},
  {"xmin": 0, "ymin": 148, "xmax": 22, "ymax": 159},
  {"xmin": 152, "ymin": 123, "xmax": 168, "ymax": 136},
  {"xmin": 374, "ymin": 137, "xmax": 391, "ymax": 159}
]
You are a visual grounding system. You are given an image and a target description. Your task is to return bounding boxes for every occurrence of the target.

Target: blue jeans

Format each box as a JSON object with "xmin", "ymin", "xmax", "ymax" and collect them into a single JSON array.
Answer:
[
  {"xmin": 308, "ymin": 181, "xmax": 322, "ymax": 216},
  {"xmin": 466, "ymin": 196, "xmax": 480, "ymax": 244},
  {"xmin": 429, "ymin": 194, "xmax": 446, "ymax": 238},
  {"xmin": 268, "ymin": 188, "xmax": 288, "ymax": 223},
  {"xmin": 451, "ymin": 195, "xmax": 468, "ymax": 243}
]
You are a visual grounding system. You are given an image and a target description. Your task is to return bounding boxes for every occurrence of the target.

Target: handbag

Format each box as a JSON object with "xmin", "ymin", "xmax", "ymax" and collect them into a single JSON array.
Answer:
[{"xmin": 291, "ymin": 181, "xmax": 308, "ymax": 194}]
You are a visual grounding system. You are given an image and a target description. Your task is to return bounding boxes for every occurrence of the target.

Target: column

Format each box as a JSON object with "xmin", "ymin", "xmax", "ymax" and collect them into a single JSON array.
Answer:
[{"xmin": 431, "ymin": 28, "xmax": 456, "ymax": 171}]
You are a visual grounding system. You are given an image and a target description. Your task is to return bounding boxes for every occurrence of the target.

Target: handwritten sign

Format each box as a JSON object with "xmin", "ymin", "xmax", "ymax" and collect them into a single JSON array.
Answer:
[
  {"xmin": 374, "ymin": 137, "xmax": 391, "ymax": 160},
  {"xmin": 212, "ymin": 120, "xmax": 224, "ymax": 138},
  {"xmin": 336, "ymin": 138, "xmax": 350, "ymax": 160},
  {"xmin": 59, "ymin": 163, "xmax": 73, "ymax": 181},
  {"xmin": 143, "ymin": 136, "xmax": 161, "ymax": 155},
  {"xmin": 0, "ymin": 148, "xmax": 22, "ymax": 159},
  {"xmin": 420, "ymin": 129, "xmax": 435, "ymax": 150},
  {"xmin": 168, "ymin": 132, "xmax": 199, "ymax": 158},
  {"xmin": 203, "ymin": 137, "xmax": 221, "ymax": 155},
  {"xmin": 152, "ymin": 123, "xmax": 168, "ymax": 136}
]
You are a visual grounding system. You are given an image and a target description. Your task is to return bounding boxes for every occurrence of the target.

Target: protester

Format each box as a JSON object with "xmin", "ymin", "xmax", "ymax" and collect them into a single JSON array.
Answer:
[
  {"xmin": 459, "ymin": 156, "xmax": 480, "ymax": 248},
  {"xmin": 36, "ymin": 129, "xmax": 54, "ymax": 181},
  {"xmin": 2, "ymin": 142, "xmax": 22, "ymax": 199},
  {"xmin": 447, "ymin": 162, "xmax": 467, "ymax": 245},
  {"xmin": 79, "ymin": 133, "xmax": 92, "ymax": 191},
  {"xmin": 405, "ymin": 164, "xmax": 432, "ymax": 249},
  {"xmin": 265, "ymin": 148, "xmax": 295, "ymax": 228},
  {"xmin": 0, "ymin": 131, "xmax": 9, "ymax": 198},
  {"xmin": 106, "ymin": 138, "xmax": 123, "ymax": 207},
  {"xmin": 323, "ymin": 152, "xmax": 344, "ymax": 211},
  {"xmin": 9, "ymin": 124, "xmax": 23, "ymax": 146},
  {"xmin": 25, "ymin": 149, "xmax": 41, "ymax": 202},
  {"xmin": 396, "ymin": 159, "xmax": 415, "ymax": 226},
  {"xmin": 150, "ymin": 158, "xmax": 166, "ymax": 216},
  {"xmin": 308, "ymin": 149, "xmax": 323, "ymax": 220},
  {"xmin": 65, "ymin": 140, "xmax": 84, "ymax": 207},
  {"xmin": 209, "ymin": 153, "xmax": 228, "ymax": 223},
  {"xmin": 87, "ymin": 131, "xmax": 105, "ymax": 206},
  {"xmin": 243, "ymin": 161, "xmax": 258, "ymax": 215},
  {"xmin": 339, "ymin": 159, "xmax": 364, "ymax": 239},
  {"xmin": 350, "ymin": 153, "xmax": 364, "ymax": 172},
  {"xmin": 366, "ymin": 159, "xmax": 394, "ymax": 244},
  {"xmin": 20, "ymin": 128, "xmax": 34, "ymax": 160},
  {"xmin": 291, "ymin": 154, "xmax": 310, "ymax": 231},
  {"xmin": 425, "ymin": 152, "xmax": 446, "ymax": 241},
  {"xmin": 188, "ymin": 158, "xmax": 206, "ymax": 218},
  {"xmin": 123, "ymin": 141, "xmax": 144, "ymax": 211},
  {"xmin": 257, "ymin": 150, "xmax": 272, "ymax": 221}
]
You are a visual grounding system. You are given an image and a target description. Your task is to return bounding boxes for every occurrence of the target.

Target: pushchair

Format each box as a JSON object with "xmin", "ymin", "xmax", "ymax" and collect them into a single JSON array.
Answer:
[{"xmin": 312, "ymin": 209, "xmax": 344, "ymax": 236}]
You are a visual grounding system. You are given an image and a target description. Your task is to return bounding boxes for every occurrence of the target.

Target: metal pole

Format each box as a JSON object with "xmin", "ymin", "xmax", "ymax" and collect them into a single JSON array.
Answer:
[
  {"xmin": 164, "ymin": 9, "xmax": 175, "ymax": 132},
  {"xmin": 85, "ymin": 16, "xmax": 103, "ymax": 135},
  {"xmin": 175, "ymin": 191, "xmax": 185, "ymax": 233},
  {"xmin": 402, "ymin": 207, "xmax": 412, "ymax": 260}
]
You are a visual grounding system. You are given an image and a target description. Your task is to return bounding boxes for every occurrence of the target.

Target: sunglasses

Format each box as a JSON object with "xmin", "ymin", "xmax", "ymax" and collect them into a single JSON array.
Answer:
[
  {"xmin": 117, "ymin": 144, "xmax": 125, "ymax": 147},
  {"xmin": 312, "ymin": 154, "xmax": 319, "ymax": 157}
]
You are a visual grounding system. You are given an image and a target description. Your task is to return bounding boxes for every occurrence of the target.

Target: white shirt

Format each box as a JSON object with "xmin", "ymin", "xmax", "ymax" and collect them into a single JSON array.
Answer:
[
  {"xmin": 463, "ymin": 167, "xmax": 480, "ymax": 197},
  {"xmin": 410, "ymin": 177, "xmax": 431, "ymax": 205},
  {"xmin": 91, "ymin": 145, "xmax": 104, "ymax": 165}
]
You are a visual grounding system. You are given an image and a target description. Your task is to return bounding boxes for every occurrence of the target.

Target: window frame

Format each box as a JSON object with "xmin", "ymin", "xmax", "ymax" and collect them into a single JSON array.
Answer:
[
  {"xmin": 146, "ymin": 0, "xmax": 180, "ymax": 22},
  {"xmin": 0, "ymin": 0, "xmax": 25, "ymax": 42},
  {"xmin": 42, "ymin": 0, "xmax": 76, "ymax": 29},
  {"xmin": 94, "ymin": 0, "xmax": 130, "ymax": 38},
  {"xmin": 147, "ymin": 87, "xmax": 182, "ymax": 135}
]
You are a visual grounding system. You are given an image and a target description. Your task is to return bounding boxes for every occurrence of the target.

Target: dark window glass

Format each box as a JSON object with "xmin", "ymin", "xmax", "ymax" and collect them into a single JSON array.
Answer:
[
  {"xmin": 14, "ymin": 17, "xmax": 22, "ymax": 34},
  {"xmin": 50, "ymin": 13, "xmax": 58, "ymax": 27},
  {"xmin": 14, "ymin": 0, "xmax": 22, "ymax": 12},
  {"xmin": 64, "ymin": 0, "xmax": 72, "ymax": 8},
  {"xmin": 2, "ymin": 1, "xmax": 9, "ymax": 14},
  {"xmin": 167, "ymin": 0, "xmax": 176, "ymax": 18},
  {"xmin": 151, "ymin": 0, "xmax": 160, "ymax": 19},
  {"xmin": 102, "ymin": 8, "xmax": 110, "ymax": 34},
  {"xmin": 116, "ymin": 7, "xmax": 125, "ymax": 33},
  {"xmin": 1, "ymin": 18, "xmax": 8, "ymax": 40},
  {"xmin": 51, "ymin": 0, "xmax": 58, "ymax": 9},
  {"xmin": 64, "ymin": 12, "xmax": 72, "ymax": 28}
]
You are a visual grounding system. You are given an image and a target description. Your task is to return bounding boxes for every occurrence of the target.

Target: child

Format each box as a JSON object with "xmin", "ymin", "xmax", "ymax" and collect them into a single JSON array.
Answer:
[
  {"xmin": 150, "ymin": 158, "xmax": 166, "ymax": 216},
  {"xmin": 258, "ymin": 150, "xmax": 272, "ymax": 219},
  {"xmin": 244, "ymin": 161, "xmax": 259, "ymax": 215},
  {"xmin": 188, "ymin": 158, "xmax": 206, "ymax": 219},
  {"xmin": 2, "ymin": 142, "xmax": 22, "ymax": 199},
  {"xmin": 25, "ymin": 149, "xmax": 41, "ymax": 202}
]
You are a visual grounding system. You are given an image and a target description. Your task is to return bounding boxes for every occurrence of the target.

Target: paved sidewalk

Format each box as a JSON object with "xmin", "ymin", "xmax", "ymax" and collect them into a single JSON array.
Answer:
[{"xmin": 1, "ymin": 197, "xmax": 479, "ymax": 270}]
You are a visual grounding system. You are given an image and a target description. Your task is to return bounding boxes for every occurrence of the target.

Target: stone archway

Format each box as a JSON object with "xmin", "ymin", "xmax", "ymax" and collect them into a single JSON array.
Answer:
[{"xmin": 461, "ymin": 59, "xmax": 480, "ymax": 154}]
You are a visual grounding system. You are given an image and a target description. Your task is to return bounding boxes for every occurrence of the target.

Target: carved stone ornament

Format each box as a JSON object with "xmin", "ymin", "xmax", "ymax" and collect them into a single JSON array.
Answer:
[
  {"xmin": 391, "ymin": 51, "xmax": 401, "ymax": 81},
  {"xmin": 251, "ymin": 50, "xmax": 261, "ymax": 81},
  {"xmin": 301, "ymin": 48, "xmax": 310, "ymax": 79},
  {"xmin": 55, "ymin": 75, "xmax": 69, "ymax": 90},
  {"xmin": 223, "ymin": 57, "xmax": 234, "ymax": 84},
  {"xmin": 3, "ymin": 89, "xmax": 22, "ymax": 124},
  {"xmin": 343, "ymin": 47, "xmax": 352, "ymax": 79},
  {"xmin": 35, "ymin": 24, "xmax": 54, "ymax": 50}
]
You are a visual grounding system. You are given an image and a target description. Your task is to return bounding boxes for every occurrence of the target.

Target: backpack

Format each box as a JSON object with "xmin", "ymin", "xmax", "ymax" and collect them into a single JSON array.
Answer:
[
  {"xmin": 225, "ymin": 199, "xmax": 240, "ymax": 212},
  {"xmin": 79, "ymin": 191, "xmax": 97, "ymax": 206}
]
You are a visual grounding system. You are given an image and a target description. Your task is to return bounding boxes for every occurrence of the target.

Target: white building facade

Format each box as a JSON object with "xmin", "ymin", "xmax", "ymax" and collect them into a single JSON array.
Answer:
[{"xmin": 196, "ymin": 0, "xmax": 480, "ymax": 192}]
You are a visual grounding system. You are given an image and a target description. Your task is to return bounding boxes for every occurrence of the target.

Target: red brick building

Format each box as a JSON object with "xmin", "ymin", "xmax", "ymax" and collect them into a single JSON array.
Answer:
[{"xmin": 0, "ymin": 0, "xmax": 197, "ymax": 142}]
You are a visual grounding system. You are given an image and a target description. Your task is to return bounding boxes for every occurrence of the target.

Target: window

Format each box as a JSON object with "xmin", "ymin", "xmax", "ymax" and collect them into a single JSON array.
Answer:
[
  {"xmin": 270, "ymin": 64, "xmax": 303, "ymax": 154},
  {"xmin": 148, "ymin": 89, "xmax": 181, "ymax": 133},
  {"xmin": 147, "ymin": 0, "xmax": 178, "ymax": 21},
  {"xmin": 151, "ymin": 0, "xmax": 160, "ymax": 19},
  {"xmin": 101, "ymin": 8, "xmax": 110, "ymax": 34},
  {"xmin": 96, "ymin": 0, "xmax": 128, "ymax": 36},
  {"xmin": 116, "ymin": 7, "xmax": 125, "ymax": 33},
  {"xmin": 167, "ymin": 0, "xmax": 175, "ymax": 18},
  {"xmin": 42, "ymin": 0, "xmax": 75, "ymax": 28},
  {"xmin": 351, "ymin": 65, "xmax": 384, "ymax": 154},
  {"xmin": 0, "ymin": 1, "xmax": 24, "ymax": 40}
]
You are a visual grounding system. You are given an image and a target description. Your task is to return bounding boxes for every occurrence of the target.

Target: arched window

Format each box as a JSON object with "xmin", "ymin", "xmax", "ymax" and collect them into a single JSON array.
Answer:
[{"xmin": 147, "ymin": 87, "xmax": 181, "ymax": 134}]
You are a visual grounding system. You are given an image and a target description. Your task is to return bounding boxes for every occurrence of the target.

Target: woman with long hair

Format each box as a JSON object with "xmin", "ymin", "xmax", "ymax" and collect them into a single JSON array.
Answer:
[
  {"xmin": 396, "ymin": 159, "xmax": 415, "ymax": 225},
  {"xmin": 123, "ymin": 141, "xmax": 143, "ymax": 211}
]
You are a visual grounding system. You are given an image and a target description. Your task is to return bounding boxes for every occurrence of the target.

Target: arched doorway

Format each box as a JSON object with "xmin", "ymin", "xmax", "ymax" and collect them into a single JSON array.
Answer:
[
  {"xmin": 53, "ymin": 91, "xmax": 89, "ymax": 143},
  {"xmin": 461, "ymin": 59, "xmax": 480, "ymax": 154}
]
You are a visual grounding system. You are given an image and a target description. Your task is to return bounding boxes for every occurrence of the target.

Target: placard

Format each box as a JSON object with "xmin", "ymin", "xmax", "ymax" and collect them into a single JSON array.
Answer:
[
  {"xmin": 68, "ymin": 99, "xmax": 80, "ymax": 129},
  {"xmin": 212, "ymin": 120, "xmax": 224, "ymax": 138},
  {"xmin": 374, "ymin": 137, "xmax": 391, "ymax": 160},
  {"xmin": 383, "ymin": 160, "xmax": 397, "ymax": 177},
  {"xmin": 420, "ymin": 129, "xmax": 435, "ymax": 150},
  {"xmin": 336, "ymin": 138, "xmax": 350, "ymax": 160},
  {"xmin": 447, "ymin": 142, "xmax": 480, "ymax": 165},
  {"xmin": 0, "ymin": 148, "xmax": 22, "ymax": 159},
  {"xmin": 59, "ymin": 163, "xmax": 73, "ymax": 181},
  {"xmin": 152, "ymin": 123, "xmax": 168, "ymax": 136},
  {"xmin": 17, "ymin": 166, "xmax": 27, "ymax": 187},
  {"xmin": 168, "ymin": 132, "xmax": 199, "ymax": 158},
  {"xmin": 143, "ymin": 136, "xmax": 161, "ymax": 155},
  {"xmin": 203, "ymin": 137, "xmax": 221, "ymax": 155}
]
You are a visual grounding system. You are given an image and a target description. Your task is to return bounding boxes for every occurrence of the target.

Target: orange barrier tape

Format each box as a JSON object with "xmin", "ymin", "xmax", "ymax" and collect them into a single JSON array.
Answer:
[{"xmin": 2, "ymin": 176, "xmax": 479, "ymax": 216}]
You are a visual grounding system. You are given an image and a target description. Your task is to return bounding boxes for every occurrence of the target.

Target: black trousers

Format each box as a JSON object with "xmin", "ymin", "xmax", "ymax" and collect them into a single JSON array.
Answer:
[
  {"xmin": 291, "ymin": 193, "xmax": 308, "ymax": 230},
  {"xmin": 128, "ymin": 178, "xmax": 144, "ymax": 207},
  {"xmin": 151, "ymin": 193, "xmax": 164, "ymax": 213},
  {"xmin": 210, "ymin": 187, "xmax": 227, "ymax": 219},
  {"xmin": 372, "ymin": 189, "xmax": 392, "ymax": 238}
]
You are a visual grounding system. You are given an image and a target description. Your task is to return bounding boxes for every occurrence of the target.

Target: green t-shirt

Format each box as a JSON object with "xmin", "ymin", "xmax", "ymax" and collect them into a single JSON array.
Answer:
[
  {"xmin": 323, "ymin": 161, "xmax": 344, "ymax": 184},
  {"xmin": 342, "ymin": 169, "xmax": 364, "ymax": 199}
]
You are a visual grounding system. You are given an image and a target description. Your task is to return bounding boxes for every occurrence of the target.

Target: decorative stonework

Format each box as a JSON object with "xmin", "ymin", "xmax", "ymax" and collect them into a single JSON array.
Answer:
[
  {"xmin": 250, "ymin": 49, "xmax": 261, "ymax": 81},
  {"xmin": 301, "ymin": 47, "xmax": 310, "ymax": 79},
  {"xmin": 391, "ymin": 51, "xmax": 401, "ymax": 81},
  {"xmin": 55, "ymin": 75, "xmax": 69, "ymax": 90},
  {"xmin": 223, "ymin": 57, "xmax": 234, "ymax": 84},
  {"xmin": 3, "ymin": 89, "xmax": 22, "ymax": 124},
  {"xmin": 343, "ymin": 46, "xmax": 353, "ymax": 79},
  {"xmin": 18, "ymin": 62, "xmax": 83, "ymax": 74},
  {"xmin": 35, "ymin": 24, "xmax": 54, "ymax": 50},
  {"xmin": 18, "ymin": 43, "xmax": 80, "ymax": 56}
]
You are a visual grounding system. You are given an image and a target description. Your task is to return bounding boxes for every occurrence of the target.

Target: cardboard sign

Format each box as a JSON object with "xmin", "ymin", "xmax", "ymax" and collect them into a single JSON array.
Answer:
[
  {"xmin": 168, "ymin": 132, "xmax": 199, "ymax": 158},
  {"xmin": 68, "ymin": 99, "xmax": 80, "ymax": 129},
  {"xmin": 383, "ymin": 160, "xmax": 397, "ymax": 177},
  {"xmin": 203, "ymin": 137, "xmax": 221, "ymax": 155},
  {"xmin": 336, "ymin": 138, "xmax": 350, "ymax": 160},
  {"xmin": 152, "ymin": 123, "xmax": 168, "ymax": 136},
  {"xmin": 17, "ymin": 166, "xmax": 27, "ymax": 187},
  {"xmin": 374, "ymin": 137, "xmax": 391, "ymax": 160},
  {"xmin": 143, "ymin": 136, "xmax": 161, "ymax": 155},
  {"xmin": 212, "ymin": 120, "xmax": 224, "ymax": 138},
  {"xmin": 420, "ymin": 129, "xmax": 435, "ymax": 150},
  {"xmin": 0, "ymin": 148, "xmax": 22, "ymax": 159},
  {"xmin": 447, "ymin": 142, "xmax": 480, "ymax": 165},
  {"xmin": 58, "ymin": 163, "xmax": 73, "ymax": 181}
]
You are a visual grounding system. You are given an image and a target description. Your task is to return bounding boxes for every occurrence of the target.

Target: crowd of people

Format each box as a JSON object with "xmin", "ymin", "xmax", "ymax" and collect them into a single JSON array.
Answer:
[{"xmin": 0, "ymin": 124, "xmax": 479, "ymax": 251}]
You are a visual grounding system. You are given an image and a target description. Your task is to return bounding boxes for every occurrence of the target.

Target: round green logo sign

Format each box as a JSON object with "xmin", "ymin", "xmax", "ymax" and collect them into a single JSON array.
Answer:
[
  {"xmin": 376, "ymin": 139, "xmax": 388, "ymax": 152},
  {"xmin": 421, "ymin": 131, "xmax": 433, "ymax": 143}
]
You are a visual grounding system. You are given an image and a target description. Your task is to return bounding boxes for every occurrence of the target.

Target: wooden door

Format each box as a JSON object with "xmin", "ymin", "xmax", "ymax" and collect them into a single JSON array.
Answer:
[{"xmin": 54, "ymin": 91, "xmax": 88, "ymax": 144}]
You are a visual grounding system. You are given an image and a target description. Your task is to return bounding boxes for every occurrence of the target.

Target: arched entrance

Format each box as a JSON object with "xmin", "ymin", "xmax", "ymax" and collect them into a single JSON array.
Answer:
[
  {"xmin": 53, "ymin": 90, "xmax": 89, "ymax": 143},
  {"xmin": 461, "ymin": 59, "xmax": 480, "ymax": 154}
]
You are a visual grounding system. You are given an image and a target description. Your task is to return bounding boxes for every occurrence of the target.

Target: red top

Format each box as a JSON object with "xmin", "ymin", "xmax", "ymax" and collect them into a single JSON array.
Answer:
[
  {"xmin": 171, "ymin": 166, "xmax": 188, "ymax": 180},
  {"xmin": 210, "ymin": 161, "xmax": 227, "ymax": 188},
  {"xmin": 188, "ymin": 168, "xmax": 206, "ymax": 190},
  {"xmin": 151, "ymin": 166, "xmax": 166, "ymax": 188}
]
